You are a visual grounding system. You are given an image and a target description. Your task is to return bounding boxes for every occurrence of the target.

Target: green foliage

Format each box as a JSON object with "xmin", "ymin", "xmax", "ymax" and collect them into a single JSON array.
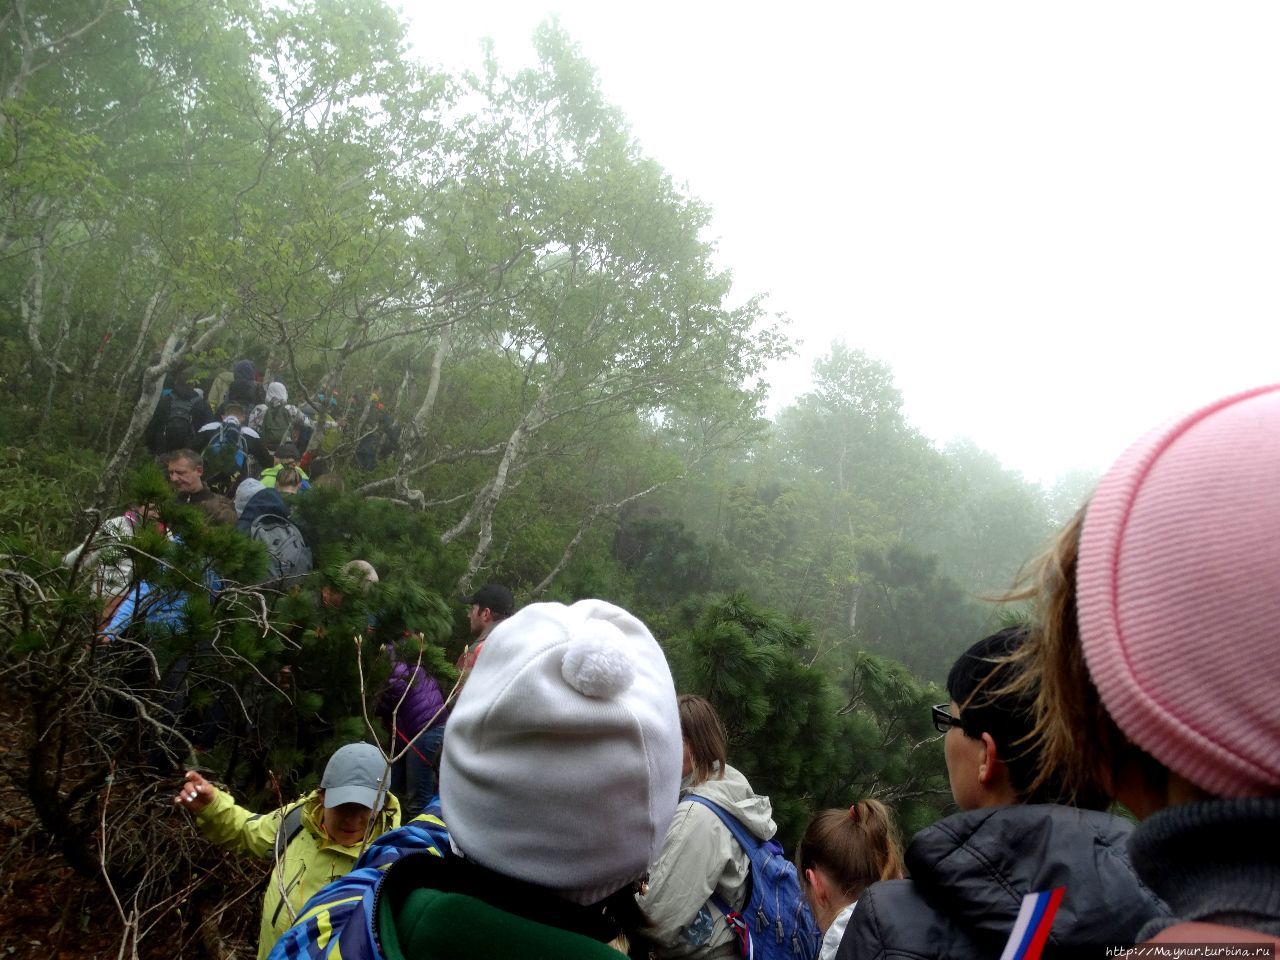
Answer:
[
  {"xmin": 853, "ymin": 540, "xmax": 994, "ymax": 681},
  {"xmin": 671, "ymin": 594, "xmax": 888, "ymax": 846},
  {"xmin": 0, "ymin": 1, "xmax": 1063, "ymax": 948}
]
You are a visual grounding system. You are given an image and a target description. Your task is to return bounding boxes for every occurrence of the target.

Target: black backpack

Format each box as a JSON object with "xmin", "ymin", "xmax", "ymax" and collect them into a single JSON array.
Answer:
[
  {"xmin": 157, "ymin": 393, "xmax": 197, "ymax": 452},
  {"xmin": 201, "ymin": 420, "xmax": 252, "ymax": 495},
  {"xmin": 248, "ymin": 514, "xmax": 313, "ymax": 587}
]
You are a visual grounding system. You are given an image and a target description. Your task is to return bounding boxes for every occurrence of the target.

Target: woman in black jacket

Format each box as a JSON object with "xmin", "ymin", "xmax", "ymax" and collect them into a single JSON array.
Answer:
[{"xmin": 837, "ymin": 629, "xmax": 1167, "ymax": 960}]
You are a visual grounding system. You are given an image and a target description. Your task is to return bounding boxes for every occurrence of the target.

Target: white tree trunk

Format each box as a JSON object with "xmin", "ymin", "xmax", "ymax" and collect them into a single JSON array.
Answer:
[
  {"xmin": 394, "ymin": 326, "xmax": 452, "ymax": 502},
  {"xmin": 94, "ymin": 310, "xmax": 231, "ymax": 505}
]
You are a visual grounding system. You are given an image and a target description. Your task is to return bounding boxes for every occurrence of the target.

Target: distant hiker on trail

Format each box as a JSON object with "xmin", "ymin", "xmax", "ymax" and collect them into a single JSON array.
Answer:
[
  {"xmin": 259, "ymin": 442, "xmax": 310, "ymax": 490},
  {"xmin": 165, "ymin": 449, "xmax": 236, "ymax": 526},
  {"xmin": 174, "ymin": 742, "xmax": 401, "ymax": 960},
  {"xmin": 301, "ymin": 392, "xmax": 342, "ymax": 473},
  {"xmin": 194, "ymin": 403, "xmax": 271, "ymax": 495},
  {"xmin": 143, "ymin": 372, "xmax": 215, "ymax": 455},
  {"xmin": 355, "ymin": 409, "xmax": 401, "ymax": 470},
  {"xmin": 206, "ymin": 367, "xmax": 233, "ymax": 412},
  {"xmin": 225, "ymin": 358, "xmax": 265, "ymax": 408},
  {"xmin": 250, "ymin": 381, "xmax": 312, "ymax": 455},
  {"xmin": 455, "ymin": 582, "xmax": 515, "ymax": 674}
]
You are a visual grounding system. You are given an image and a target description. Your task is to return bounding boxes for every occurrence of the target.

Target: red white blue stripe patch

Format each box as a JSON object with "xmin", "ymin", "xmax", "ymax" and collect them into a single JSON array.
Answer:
[{"xmin": 999, "ymin": 888, "xmax": 1066, "ymax": 960}]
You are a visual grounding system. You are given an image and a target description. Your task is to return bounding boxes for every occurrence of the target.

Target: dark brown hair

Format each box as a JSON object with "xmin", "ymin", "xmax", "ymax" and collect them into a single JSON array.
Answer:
[
  {"xmin": 678, "ymin": 694, "xmax": 727, "ymax": 786},
  {"xmin": 796, "ymin": 800, "xmax": 903, "ymax": 902}
]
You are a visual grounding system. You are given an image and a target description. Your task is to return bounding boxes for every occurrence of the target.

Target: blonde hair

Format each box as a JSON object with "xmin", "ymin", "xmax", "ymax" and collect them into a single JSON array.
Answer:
[
  {"xmin": 796, "ymin": 800, "xmax": 903, "ymax": 902},
  {"xmin": 1005, "ymin": 507, "xmax": 1127, "ymax": 806},
  {"xmin": 275, "ymin": 465, "xmax": 302, "ymax": 491}
]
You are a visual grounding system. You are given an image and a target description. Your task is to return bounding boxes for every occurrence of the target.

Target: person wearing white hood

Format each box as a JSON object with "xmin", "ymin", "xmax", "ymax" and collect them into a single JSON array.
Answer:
[
  {"xmin": 639, "ymin": 694, "xmax": 781, "ymax": 959},
  {"xmin": 250, "ymin": 381, "xmax": 312, "ymax": 454}
]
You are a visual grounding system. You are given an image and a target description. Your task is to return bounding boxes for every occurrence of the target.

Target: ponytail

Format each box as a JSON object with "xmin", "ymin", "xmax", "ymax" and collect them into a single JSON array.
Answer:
[{"xmin": 797, "ymin": 799, "xmax": 904, "ymax": 901}]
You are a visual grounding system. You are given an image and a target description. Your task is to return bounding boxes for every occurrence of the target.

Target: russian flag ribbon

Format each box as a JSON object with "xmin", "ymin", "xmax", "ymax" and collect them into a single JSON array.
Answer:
[{"xmin": 999, "ymin": 888, "xmax": 1066, "ymax": 960}]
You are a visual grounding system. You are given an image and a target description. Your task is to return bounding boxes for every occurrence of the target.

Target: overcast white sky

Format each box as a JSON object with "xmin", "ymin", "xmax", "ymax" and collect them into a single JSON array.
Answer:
[{"xmin": 401, "ymin": 2, "xmax": 1280, "ymax": 486}]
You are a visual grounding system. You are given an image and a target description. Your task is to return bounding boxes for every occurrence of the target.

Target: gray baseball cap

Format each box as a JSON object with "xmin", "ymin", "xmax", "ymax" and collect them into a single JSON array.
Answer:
[{"xmin": 319, "ymin": 742, "xmax": 388, "ymax": 810}]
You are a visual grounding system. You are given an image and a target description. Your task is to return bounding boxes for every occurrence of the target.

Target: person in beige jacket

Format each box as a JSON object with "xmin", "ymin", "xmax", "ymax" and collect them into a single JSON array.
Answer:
[{"xmin": 638, "ymin": 694, "xmax": 777, "ymax": 959}]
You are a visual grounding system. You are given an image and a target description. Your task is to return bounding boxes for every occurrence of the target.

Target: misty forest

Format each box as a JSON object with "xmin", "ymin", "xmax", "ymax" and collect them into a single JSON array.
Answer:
[{"xmin": 1, "ymin": 2, "xmax": 1095, "ymax": 956}]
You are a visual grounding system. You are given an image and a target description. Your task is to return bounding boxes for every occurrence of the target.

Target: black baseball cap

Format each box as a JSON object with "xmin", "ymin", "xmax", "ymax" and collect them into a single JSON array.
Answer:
[{"xmin": 462, "ymin": 583, "xmax": 515, "ymax": 618}]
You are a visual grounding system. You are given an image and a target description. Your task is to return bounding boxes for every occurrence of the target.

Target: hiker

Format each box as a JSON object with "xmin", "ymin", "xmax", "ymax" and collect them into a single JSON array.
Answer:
[
  {"xmin": 206, "ymin": 367, "xmax": 234, "ymax": 413},
  {"xmin": 233, "ymin": 478, "xmax": 312, "ymax": 587},
  {"xmin": 355, "ymin": 410, "xmax": 400, "ymax": 470},
  {"xmin": 268, "ymin": 600, "xmax": 682, "ymax": 960},
  {"xmin": 455, "ymin": 583, "xmax": 515, "ymax": 674},
  {"xmin": 273, "ymin": 465, "xmax": 304, "ymax": 496},
  {"xmin": 225, "ymin": 358, "xmax": 265, "ymax": 408},
  {"xmin": 143, "ymin": 372, "xmax": 214, "ymax": 455},
  {"xmin": 638, "ymin": 694, "xmax": 814, "ymax": 959},
  {"xmin": 796, "ymin": 801, "xmax": 904, "ymax": 960},
  {"xmin": 234, "ymin": 478, "xmax": 286, "ymax": 533},
  {"xmin": 164, "ymin": 449, "xmax": 236, "ymax": 526},
  {"xmin": 259, "ymin": 442, "xmax": 310, "ymax": 490},
  {"xmin": 1015, "ymin": 384, "xmax": 1280, "ymax": 945},
  {"xmin": 835, "ymin": 627, "xmax": 1167, "ymax": 960},
  {"xmin": 63, "ymin": 502, "xmax": 161, "ymax": 600},
  {"xmin": 301, "ymin": 393, "xmax": 342, "ymax": 473},
  {"xmin": 174, "ymin": 742, "xmax": 401, "ymax": 960},
  {"xmin": 250, "ymin": 382, "xmax": 312, "ymax": 455},
  {"xmin": 100, "ymin": 544, "xmax": 224, "ymax": 767},
  {"xmin": 374, "ymin": 575, "xmax": 451, "ymax": 818},
  {"xmin": 194, "ymin": 404, "xmax": 271, "ymax": 495}
]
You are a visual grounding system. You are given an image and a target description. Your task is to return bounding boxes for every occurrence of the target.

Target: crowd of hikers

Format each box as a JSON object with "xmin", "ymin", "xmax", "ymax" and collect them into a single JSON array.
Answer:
[{"xmin": 72, "ymin": 373, "xmax": 1280, "ymax": 958}]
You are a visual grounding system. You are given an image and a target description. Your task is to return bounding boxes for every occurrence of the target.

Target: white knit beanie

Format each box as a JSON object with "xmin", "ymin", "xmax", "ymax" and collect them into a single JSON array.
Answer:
[{"xmin": 439, "ymin": 599, "xmax": 682, "ymax": 905}]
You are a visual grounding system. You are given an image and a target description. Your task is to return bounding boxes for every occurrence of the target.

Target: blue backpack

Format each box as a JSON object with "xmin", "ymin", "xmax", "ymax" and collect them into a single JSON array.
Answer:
[
  {"xmin": 268, "ymin": 811, "xmax": 450, "ymax": 960},
  {"xmin": 201, "ymin": 419, "xmax": 251, "ymax": 494},
  {"xmin": 685, "ymin": 795, "xmax": 822, "ymax": 960}
]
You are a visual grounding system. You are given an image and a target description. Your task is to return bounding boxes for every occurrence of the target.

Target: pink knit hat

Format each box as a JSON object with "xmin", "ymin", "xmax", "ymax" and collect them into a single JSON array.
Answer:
[{"xmin": 1077, "ymin": 384, "xmax": 1280, "ymax": 798}]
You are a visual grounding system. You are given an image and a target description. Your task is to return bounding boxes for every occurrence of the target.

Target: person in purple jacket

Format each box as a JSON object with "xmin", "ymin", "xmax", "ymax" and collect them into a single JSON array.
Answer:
[{"xmin": 358, "ymin": 560, "xmax": 449, "ymax": 820}]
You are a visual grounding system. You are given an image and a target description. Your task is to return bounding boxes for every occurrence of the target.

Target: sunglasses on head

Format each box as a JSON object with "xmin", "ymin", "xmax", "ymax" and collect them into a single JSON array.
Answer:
[{"xmin": 931, "ymin": 703, "xmax": 962, "ymax": 734}]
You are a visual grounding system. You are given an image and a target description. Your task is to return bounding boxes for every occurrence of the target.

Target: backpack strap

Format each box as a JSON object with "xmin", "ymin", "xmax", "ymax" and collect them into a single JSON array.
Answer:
[
  {"xmin": 685, "ymin": 794, "xmax": 758, "ymax": 959},
  {"xmin": 269, "ymin": 803, "xmax": 308, "ymax": 927},
  {"xmin": 274, "ymin": 802, "xmax": 306, "ymax": 864},
  {"xmin": 685, "ymin": 793, "xmax": 762, "ymax": 854}
]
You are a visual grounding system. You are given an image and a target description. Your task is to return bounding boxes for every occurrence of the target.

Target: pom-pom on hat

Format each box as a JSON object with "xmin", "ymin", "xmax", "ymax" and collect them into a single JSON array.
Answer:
[
  {"xmin": 439, "ymin": 600, "xmax": 682, "ymax": 905},
  {"xmin": 1078, "ymin": 384, "xmax": 1280, "ymax": 797}
]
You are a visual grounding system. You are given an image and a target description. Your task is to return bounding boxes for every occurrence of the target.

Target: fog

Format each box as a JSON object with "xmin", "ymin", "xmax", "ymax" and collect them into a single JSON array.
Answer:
[{"xmin": 408, "ymin": 2, "xmax": 1280, "ymax": 484}]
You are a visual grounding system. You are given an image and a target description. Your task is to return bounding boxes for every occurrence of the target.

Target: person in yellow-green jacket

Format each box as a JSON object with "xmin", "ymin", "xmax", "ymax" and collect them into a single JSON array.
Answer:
[{"xmin": 174, "ymin": 743, "xmax": 401, "ymax": 959}]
